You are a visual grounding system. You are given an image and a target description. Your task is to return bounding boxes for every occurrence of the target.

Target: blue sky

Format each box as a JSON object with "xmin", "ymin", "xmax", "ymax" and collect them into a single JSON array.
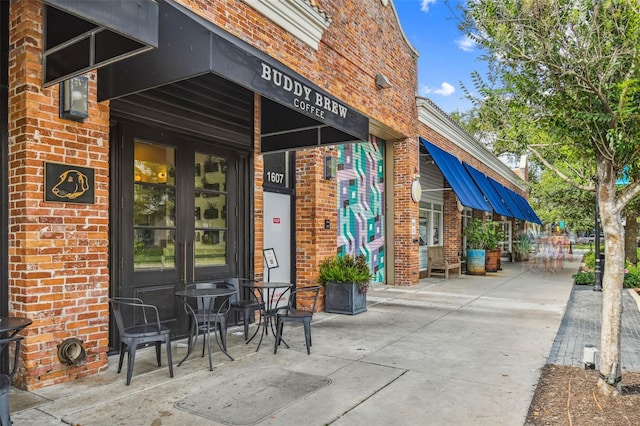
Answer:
[{"xmin": 393, "ymin": 0, "xmax": 486, "ymax": 113}]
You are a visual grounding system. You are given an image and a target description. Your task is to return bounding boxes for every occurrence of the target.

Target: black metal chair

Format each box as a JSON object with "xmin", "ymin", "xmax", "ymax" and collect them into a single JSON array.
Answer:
[
  {"xmin": 184, "ymin": 281, "xmax": 233, "ymax": 356},
  {"xmin": 274, "ymin": 286, "xmax": 322, "ymax": 355},
  {"xmin": 224, "ymin": 277, "xmax": 263, "ymax": 343},
  {"xmin": 109, "ymin": 297, "xmax": 174, "ymax": 386},
  {"xmin": 0, "ymin": 336, "xmax": 23, "ymax": 426}
]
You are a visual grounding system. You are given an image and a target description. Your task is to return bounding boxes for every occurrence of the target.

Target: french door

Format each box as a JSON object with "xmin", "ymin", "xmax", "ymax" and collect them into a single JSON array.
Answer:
[{"xmin": 116, "ymin": 125, "xmax": 242, "ymax": 336}]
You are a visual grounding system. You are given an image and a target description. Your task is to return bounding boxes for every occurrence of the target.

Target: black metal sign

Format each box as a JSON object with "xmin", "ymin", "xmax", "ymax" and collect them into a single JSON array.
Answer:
[
  {"xmin": 263, "ymin": 152, "xmax": 288, "ymax": 188},
  {"xmin": 45, "ymin": 162, "xmax": 95, "ymax": 204},
  {"xmin": 210, "ymin": 32, "xmax": 369, "ymax": 142}
]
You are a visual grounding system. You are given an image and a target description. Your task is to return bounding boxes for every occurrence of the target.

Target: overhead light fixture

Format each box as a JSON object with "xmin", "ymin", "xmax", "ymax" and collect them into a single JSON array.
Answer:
[
  {"xmin": 324, "ymin": 155, "xmax": 336, "ymax": 180},
  {"xmin": 375, "ymin": 74, "xmax": 392, "ymax": 89},
  {"xmin": 60, "ymin": 75, "xmax": 89, "ymax": 122}
]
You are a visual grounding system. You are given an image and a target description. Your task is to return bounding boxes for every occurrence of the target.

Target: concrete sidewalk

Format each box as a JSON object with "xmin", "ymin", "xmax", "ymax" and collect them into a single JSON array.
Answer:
[{"xmin": 10, "ymin": 256, "xmax": 582, "ymax": 425}]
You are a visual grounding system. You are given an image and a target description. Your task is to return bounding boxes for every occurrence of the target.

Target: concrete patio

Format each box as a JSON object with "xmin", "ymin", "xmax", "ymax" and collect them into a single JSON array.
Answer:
[{"xmin": 9, "ymin": 256, "xmax": 582, "ymax": 425}]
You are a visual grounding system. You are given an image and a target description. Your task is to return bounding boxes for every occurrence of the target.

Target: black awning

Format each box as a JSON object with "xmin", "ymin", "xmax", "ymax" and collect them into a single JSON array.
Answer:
[
  {"xmin": 98, "ymin": 0, "xmax": 368, "ymax": 152},
  {"xmin": 43, "ymin": 0, "xmax": 159, "ymax": 86}
]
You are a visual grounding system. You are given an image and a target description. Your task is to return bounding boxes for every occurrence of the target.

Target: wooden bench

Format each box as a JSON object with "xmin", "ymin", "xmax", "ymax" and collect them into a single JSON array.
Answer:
[{"xmin": 426, "ymin": 246, "xmax": 462, "ymax": 279}]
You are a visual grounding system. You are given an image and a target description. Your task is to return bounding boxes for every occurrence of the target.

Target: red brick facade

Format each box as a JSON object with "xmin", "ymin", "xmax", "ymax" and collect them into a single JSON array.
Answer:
[{"xmin": 8, "ymin": 1, "xmax": 110, "ymax": 388}]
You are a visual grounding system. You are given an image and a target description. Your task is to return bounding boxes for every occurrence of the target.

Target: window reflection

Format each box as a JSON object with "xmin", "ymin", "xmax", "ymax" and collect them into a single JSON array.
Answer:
[
  {"xmin": 194, "ymin": 153, "xmax": 227, "ymax": 266},
  {"xmin": 133, "ymin": 140, "xmax": 176, "ymax": 269}
]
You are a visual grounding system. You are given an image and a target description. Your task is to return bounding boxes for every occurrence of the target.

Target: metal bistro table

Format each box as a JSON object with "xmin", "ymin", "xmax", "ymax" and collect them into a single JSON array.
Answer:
[
  {"xmin": 0, "ymin": 317, "xmax": 32, "ymax": 340},
  {"xmin": 0, "ymin": 317, "xmax": 32, "ymax": 374},
  {"xmin": 241, "ymin": 281, "xmax": 294, "ymax": 352},
  {"xmin": 175, "ymin": 286, "xmax": 236, "ymax": 371}
]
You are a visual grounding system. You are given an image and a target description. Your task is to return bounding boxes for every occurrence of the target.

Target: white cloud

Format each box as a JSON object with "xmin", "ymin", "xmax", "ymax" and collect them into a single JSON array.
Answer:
[
  {"xmin": 456, "ymin": 35, "xmax": 476, "ymax": 52},
  {"xmin": 420, "ymin": 82, "xmax": 455, "ymax": 97},
  {"xmin": 420, "ymin": 0, "xmax": 437, "ymax": 12}
]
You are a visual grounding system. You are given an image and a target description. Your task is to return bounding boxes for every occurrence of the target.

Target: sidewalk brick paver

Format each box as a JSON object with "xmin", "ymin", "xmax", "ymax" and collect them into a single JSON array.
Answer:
[{"xmin": 547, "ymin": 284, "xmax": 640, "ymax": 372}]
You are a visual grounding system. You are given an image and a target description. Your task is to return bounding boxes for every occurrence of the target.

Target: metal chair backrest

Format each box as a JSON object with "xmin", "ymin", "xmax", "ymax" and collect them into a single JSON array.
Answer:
[
  {"xmin": 0, "ymin": 336, "xmax": 23, "ymax": 379},
  {"xmin": 224, "ymin": 277, "xmax": 256, "ymax": 302},
  {"xmin": 289, "ymin": 286, "xmax": 322, "ymax": 313},
  {"xmin": 110, "ymin": 297, "xmax": 155, "ymax": 333}
]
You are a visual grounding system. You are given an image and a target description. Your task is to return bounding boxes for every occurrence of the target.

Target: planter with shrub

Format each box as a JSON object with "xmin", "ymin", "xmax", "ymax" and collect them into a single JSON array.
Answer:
[{"xmin": 319, "ymin": 254, "xmax": 371, "ymax": 315}]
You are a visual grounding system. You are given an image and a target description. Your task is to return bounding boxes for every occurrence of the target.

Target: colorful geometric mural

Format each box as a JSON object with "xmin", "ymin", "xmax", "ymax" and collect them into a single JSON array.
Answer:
[{"xmin": 337, "ymin": 136, "xmax": 385, "ymax": 283}]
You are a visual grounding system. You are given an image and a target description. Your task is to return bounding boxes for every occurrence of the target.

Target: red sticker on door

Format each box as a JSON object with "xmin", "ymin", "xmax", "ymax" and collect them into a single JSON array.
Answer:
[{"xmin": 273, "ymin": 218, "xmax": 280, "ymax": 224}]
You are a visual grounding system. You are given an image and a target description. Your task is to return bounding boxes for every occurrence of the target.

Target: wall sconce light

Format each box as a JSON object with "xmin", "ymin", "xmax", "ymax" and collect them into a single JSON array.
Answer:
[
  {"xmin": 375, "ymin": 74, "xmax": 392, "ymax": 89},
  {"xmin": 324, "ymin": 155, "xmax": 337, "ymax": 180},
  {"xmin": 60, "ymin": 75, "xmax": 89, "ymax": 122}
]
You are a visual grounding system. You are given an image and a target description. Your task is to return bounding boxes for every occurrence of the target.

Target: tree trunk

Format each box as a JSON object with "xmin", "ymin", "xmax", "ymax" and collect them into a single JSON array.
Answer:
[
  {"xmin": 625, "ymin": 209, "xmax": 638, "ymax": 266},
  {"xmin": 597, "ymin": 168, "xmax": 624, "ymax": 397}
]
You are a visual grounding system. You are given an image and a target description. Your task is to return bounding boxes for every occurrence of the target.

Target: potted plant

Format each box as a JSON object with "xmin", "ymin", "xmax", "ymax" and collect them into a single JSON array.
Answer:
[
  {"xmin": 463, "ymin": 218, "xmax": 487, "ymax": 275},
  {"xmin": 319, "ymin": 254, "xmax": 371, "ymax": 315},
  {"xmin": 513, "ymin": 233, "xmax": 532, "ymax": 262},
  {"xmin": 484, "ymin": 221, "xmax": 505, "ymax": 272}
]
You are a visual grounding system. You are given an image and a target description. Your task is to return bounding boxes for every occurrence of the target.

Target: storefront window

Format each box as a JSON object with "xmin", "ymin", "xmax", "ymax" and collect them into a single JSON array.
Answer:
[
  {"xmin": 133, "ymin": 141, "xmax": 176, "ymax": 269},
  {"xmin": 194, "ymin": 153, "xmax": 228, "ymax": 266},
  {"xmin": 419, "ymin": 202, "xmax": 444, "ymax": 270}
]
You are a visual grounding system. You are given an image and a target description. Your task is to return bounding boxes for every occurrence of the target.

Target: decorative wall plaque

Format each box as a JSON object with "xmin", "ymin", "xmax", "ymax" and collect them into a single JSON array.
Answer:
[{"xmin": 45, "ymin": 162, "xmax": 95, "ymax": 204}]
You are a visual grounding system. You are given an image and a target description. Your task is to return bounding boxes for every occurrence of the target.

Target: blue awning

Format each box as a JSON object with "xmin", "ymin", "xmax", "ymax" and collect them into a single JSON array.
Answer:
[
  {"xmin": 420, "ymin": 138, "xmax": 491, "ymax": 212},
  {"xmin": 487, "ymin": 177, "xmax": 527, "ymax": 221},
  {"xmin": 463, "ymin": 163, "xmax": 514, "ymax": 218},
  {"xmin": 488, "ymin": 177, "xmax": 542, "ymax": 225},
  {"xmin": 512, "ymin": 191, "xmax": 543, "ymax": 225}
]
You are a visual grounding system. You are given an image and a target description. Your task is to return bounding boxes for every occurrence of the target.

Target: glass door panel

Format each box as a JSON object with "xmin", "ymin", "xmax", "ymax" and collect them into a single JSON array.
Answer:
[
  {"xmin": 194, "ymin": 153, "xmax": 228, "ymax": 267},
  {"xmin": 133, "ymin": 141, "xmax": 176, "ymax": 270}
]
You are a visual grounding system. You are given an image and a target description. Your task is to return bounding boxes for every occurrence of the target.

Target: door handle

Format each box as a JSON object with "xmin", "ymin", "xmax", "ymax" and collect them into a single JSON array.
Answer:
[
  {"xmin": 190, "ymin": 241, "xmax": 195, "ymax": 282},
  {"xmin": 182, "ymin": 241, "xmax": 187, "ymax": 284}
]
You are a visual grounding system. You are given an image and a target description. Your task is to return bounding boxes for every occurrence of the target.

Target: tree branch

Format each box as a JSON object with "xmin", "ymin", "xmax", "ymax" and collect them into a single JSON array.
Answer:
[{"xmin": 529, "ymin": 146, "xmax": 595, "ymax": 191}]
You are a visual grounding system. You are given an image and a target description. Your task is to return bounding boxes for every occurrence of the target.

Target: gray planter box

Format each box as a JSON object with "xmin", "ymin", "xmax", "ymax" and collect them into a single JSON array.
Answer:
[{"xmin": 324, "ymin": 281, "xmax": 367, "ymax": 315}]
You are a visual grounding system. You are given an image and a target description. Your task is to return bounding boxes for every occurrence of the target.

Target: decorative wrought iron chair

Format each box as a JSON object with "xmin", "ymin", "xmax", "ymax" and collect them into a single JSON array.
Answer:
[
  {"xmin": 225, "ymin": 277, "xmax": 263, "ymax": 343},
  {"xmin": 274, "ymin": 286, "xmax": 322, "ymax": 355},
  {"xmin": 109, "ymin": 297, "xmax": 174, "ymax": 385}
]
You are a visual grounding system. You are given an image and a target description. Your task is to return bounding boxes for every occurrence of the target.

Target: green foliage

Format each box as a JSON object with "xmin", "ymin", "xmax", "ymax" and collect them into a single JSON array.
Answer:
[
  {"xmin": 484, "ymin": 221, "xmax": 505, "ymax": 250},
  {"xmin": 572, "ymin": 271, "xmax": 595, "ymax": 286},
  {"xmin": 532, "ymin": 169, "xmax": 595, "ymax": 233},
  {"xmin": 463, "ymin": 219, "xmax": 505, "ymax": 250},
  {"xmin": 513, "ymin": 233, "xmax": 532, "ymax": 256},
  {"xmin": 624, "ymin": 262, "xmax": 640, "ymax": 288},
  {"xmin": 583, "ymin": 251, "xmax": 596, "ymax": 269},
  {"xmin": 459, "ymin": 0, "xmax": 640, "ymax": 191},
  {"xmin": 318, "ymin": 254, "xmax": 372, "ymax": 288},
  {"xmin": 463, "ymin": 218, "xmax": 487, "ymax": 249}
]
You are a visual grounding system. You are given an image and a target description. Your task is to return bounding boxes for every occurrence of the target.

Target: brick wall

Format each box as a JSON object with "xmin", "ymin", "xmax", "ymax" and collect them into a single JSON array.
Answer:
[
  {"xmin": 443, "ymin": 190, "xmax": 462, "ymax": 260},
  {"xmin": 392, "ymin": 138, "xmax": 420, "ymax": 286},
  {"xmin": 294, "ymin": 148, "xmax": 338, "ymax": 309},
  {"xmin": 183, "ymin": 0, "xmax": 419, "ymax": 288},
  {"xmin": 253, "ymin": 94, "xmax": 264, "ymax": 281},
  {"xmin": 177, "ymin": 0, "xmax": 417, "ymax": 137},
  {"xmin": 8, "ymin": 0, "xmax": 110, "ymax": 389}
]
